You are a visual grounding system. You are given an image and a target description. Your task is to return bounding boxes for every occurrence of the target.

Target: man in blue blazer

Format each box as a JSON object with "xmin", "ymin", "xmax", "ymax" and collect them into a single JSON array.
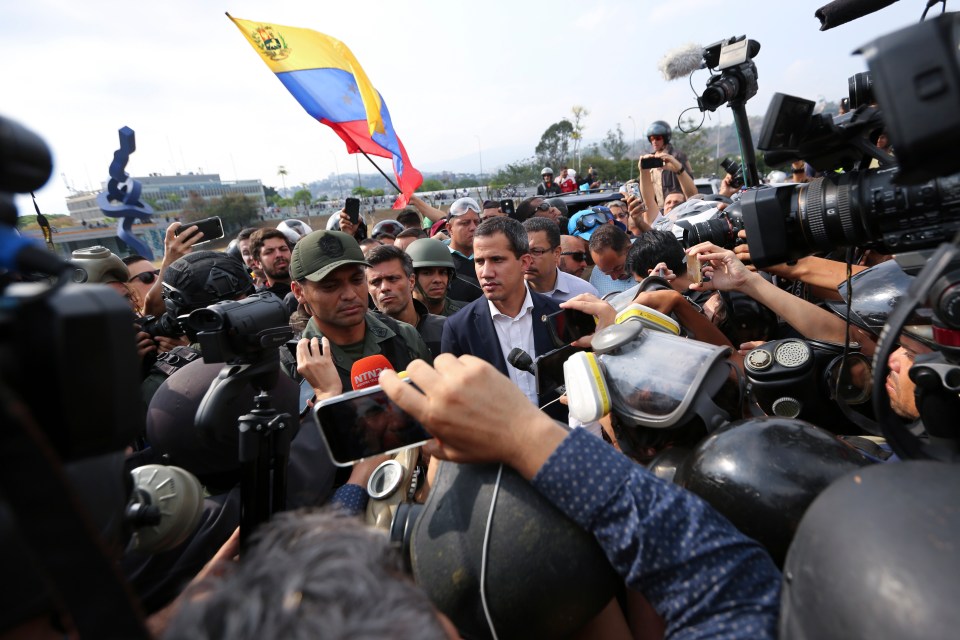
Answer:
[{"xmin": 440, "ymin": 217, "xmax": 568, "ymax": 421}]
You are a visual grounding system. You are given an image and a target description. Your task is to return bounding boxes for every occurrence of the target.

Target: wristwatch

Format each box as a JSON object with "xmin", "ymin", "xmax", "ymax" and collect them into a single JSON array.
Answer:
[{"xmin": 676, "ymin": 164, "xmax": 685, "ymax": 175}]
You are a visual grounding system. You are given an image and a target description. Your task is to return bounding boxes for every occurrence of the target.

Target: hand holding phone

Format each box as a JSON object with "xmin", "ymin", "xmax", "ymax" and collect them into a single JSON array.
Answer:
[
  {"xmin": 640, "ymin": 157, "xmax": 665, "ymax": 170},
  {"xmin": 314, "ymin": 384, "xmax": 432, "ymax": 466},
  {"xmin": 345, "ymin": 197, "xmax": 361, "ymax": 225},
  {"xmin": 175, "ymin": 216, "xmax": 224, "ymax": 244}
]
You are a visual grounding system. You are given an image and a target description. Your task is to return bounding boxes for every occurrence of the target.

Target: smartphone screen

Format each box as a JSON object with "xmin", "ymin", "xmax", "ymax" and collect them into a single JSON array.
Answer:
[
  {"xmin": 345, "ymin": 197, "xmax": 361, "ymax": 225},
  {"xmin": 535, "ymin": 343, "xmax": 584, "ymax": 395},
  {"xmin": 640, "ymin": 157, "xmax": 665, "ymax": 169},
  {"xmin": 175, "ymin": 216, "xmax": 224, "ymax": 244},
  {"xmin": 543, "ymin": 308, "xmax": 596, "ymax": 348},
  {"xmin": 314, "ymin": 384, "xmax": 431, "ymax": 466}
]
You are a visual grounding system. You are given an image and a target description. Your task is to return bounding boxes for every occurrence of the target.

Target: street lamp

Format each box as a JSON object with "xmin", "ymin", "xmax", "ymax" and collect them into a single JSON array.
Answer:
[{"xmin": 627, "ymin": 116, "xmax": 638, "ymax": 182}]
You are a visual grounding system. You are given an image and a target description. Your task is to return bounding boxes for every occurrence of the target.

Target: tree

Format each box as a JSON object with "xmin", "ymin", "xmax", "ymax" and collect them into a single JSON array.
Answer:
[
  {"xmin": 535, "ymin": 120, "xmax": 573, "ymax": 170},
  {"xmin": 417, "ymin": 178, "xmax": 446, "ymax": 192},
  {"xmin": 180, "ymin": 190, "xmax": 208, "ymax": 221},
  {"xmin": 206, "ymin": 193, "xmax": 259, "ymax": 231},
  {"xmin": 292, "ymin": 188, "xmax": 312, "ymax": 206},
  {"xmin": 490, "ymin": 159, "xmax": 540, "ymax": 188},
  {"xmin": 264, "ymin": 185, "xmax": 280, "ymax": 201},
  {"xmin": 570, "ymin": 105, "xmax": 590, "ymax": 171},
  {"xmin": 277, "ymin": 166, "xmax": 288, "ymax": 196},
  {"xmin": 603, "ymin": 124, "xmax": 629, "ymax": 161},
  {"xmin": 352, "ymin": 186, "xmax": 375, "ymax": 198}
]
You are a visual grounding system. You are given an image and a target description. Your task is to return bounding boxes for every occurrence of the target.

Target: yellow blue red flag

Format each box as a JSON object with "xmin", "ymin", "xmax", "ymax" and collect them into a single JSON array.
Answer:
[{"xmin": 229, "ymin": 15, "xmax": 422, "ymax": 207}]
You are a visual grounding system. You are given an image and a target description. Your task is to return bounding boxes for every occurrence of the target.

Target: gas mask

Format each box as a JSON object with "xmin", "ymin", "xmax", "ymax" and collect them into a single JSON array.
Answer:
[
  {"xmin": 564, "ymin": 321, "xmax": 732, "ymax": 459},
  {"xmin": 744, "ymin": 337, "xmax": 873, "ymax": 434}
]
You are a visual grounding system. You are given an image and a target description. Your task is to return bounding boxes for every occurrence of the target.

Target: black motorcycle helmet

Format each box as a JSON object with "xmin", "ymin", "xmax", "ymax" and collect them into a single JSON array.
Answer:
[
  {"xmin": 400, "ymin": 460, "xmax": 620, "ymax": 639},
  {"xmin": 161, "ymin": 251, "xmax": 255, "ymax": 336},
  {"xmin": 674, "ymin": 416, "xmax": 874, "ymax": 567},
  {"xmin": 645, "ymin": 120, "xmax": 672, "ymax": 144},
  {"xmin": 780, "ymin": 460, "xmax": 960, "ymax": 639}
]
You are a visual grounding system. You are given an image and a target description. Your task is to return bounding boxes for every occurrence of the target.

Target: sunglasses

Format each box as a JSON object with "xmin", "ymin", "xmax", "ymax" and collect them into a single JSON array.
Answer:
[
  {"xmin": 129, "ymin": 269, "xmax": 160, "ymax": 285},
  {"xmin": 561, "ymin": 251, "xmax": 587, "ymax": 262},
  {"xmin": 649, "ymin": 135, "xmax": 664, "ymax": 141},
  {"xmin": 535, "ymin": 202, "xmax": 551, "ymax": 212}
]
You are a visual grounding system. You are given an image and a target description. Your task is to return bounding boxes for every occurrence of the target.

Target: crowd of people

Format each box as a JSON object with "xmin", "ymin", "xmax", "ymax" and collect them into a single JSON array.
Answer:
[{"xmin": 11, "ymin": 113, "xmax": 951, "ymax": 640}]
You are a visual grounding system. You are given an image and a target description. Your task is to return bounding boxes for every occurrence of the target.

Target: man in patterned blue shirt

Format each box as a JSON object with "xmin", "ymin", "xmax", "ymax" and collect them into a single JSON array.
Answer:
[{"xmin": 381, "ymin": 352, "xmax": 781, "ymax": 640}]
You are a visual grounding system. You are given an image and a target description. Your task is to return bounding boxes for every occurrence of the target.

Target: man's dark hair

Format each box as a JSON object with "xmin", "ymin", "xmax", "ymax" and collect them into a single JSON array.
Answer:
[
  {"xmin": 166, "ymin": 510, "xmax": 448, "ymax": 640},
  {"xmin": 359, "ymin": 238, "xmax": 382, "ymax": 251},
  {"xmin": 237, "ymin": 227, "xmax": 258, "ymax": 242},
  {"xmin": 588, "ymin": 224, "xmax": 631, "ymax": 255},
  {"xmin": 515, "ymin": 197, "xmax": 542, "ymax": 222},
  {"xmin": 522, "ymin": 217, "xmax": 561, "ymax": 249},
  {"xmin": 365, "ymin": 243, "xmax": 414, "ymax": 277},
  {"xmin": 396, "ymin": 228, "xmax": 424, "ymax": 240},
  {"xmin": 475, "ymin": 216, "xmax": 529, "ymax": 258},
  {"xmin": 376, "ymin": 232, "xmax": 397, "ymax": 242},
  {"xmin": 121, "ymin": 254, "xmax": 149, "ymax": 266},
  {"xmin": 396, "ymin": 209, "xmax": 421, "ymax": 228},
  {"xmin": 626, "ymin": 229, "xmax": 685, "ymax": 277},
  {"xmin": 249, "ymin": 228, "xmax": 293, "ymax": 261}
]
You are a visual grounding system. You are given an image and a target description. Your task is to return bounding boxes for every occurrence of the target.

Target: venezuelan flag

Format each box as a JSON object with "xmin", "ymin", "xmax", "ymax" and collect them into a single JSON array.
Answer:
[{"xmin": 229, "ymin": 15, "xmax": 422, "ymax": 207}]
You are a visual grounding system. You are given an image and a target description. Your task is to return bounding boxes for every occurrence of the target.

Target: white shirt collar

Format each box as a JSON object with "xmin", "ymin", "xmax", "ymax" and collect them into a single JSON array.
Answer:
[{"xmin": 487, "ymin": 285, "xmax": 534, "ymax": 321}]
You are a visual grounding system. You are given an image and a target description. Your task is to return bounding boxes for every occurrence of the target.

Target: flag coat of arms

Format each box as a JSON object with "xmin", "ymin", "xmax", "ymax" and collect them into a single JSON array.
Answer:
[{"xmin": 229, "ymin": 15, "xmax": 422, "ymax": 207}]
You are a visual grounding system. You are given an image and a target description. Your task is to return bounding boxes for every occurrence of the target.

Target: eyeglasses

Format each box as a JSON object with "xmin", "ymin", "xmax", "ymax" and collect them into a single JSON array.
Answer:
[
  {"xmin": 535, "ymin": 202, "xmax": 551, "ymax": 212},
  {"xmin": 129, "ymin": 269, "xmax": 160, "ymax": 285},
  {"xmin": 529, "ymin": 247, "xmax": 554, "ymax": 257},
  {"xmin": 560, "ymin": 251, "xmax": 587, "ymax": 262}
]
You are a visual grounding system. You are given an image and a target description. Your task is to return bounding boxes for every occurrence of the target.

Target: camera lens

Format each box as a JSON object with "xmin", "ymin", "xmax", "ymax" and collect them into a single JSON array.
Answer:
[
  {"xmin": 847, "ymin": 72, "xmax": 874, "ymax": 110},
  {"xmin": 740, "ymin": 170, "xmax": 960, "ymax": 268}
]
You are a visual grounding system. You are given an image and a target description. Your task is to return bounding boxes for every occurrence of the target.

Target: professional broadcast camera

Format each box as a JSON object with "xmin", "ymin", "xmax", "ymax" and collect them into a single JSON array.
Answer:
[
  {"xmin": 741, "ymin": 12, "xmax": 960, "ymax": 269},
  {"xmin": 0, "ymin": 116, "xmax": 206, "ymax": 637}
]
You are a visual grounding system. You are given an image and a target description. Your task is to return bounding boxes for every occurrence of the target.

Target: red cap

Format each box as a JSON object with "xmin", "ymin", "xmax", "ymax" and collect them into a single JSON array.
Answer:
[{"xmin": 350, "ymin": 354, "xmax": 394, "ymax": 390}]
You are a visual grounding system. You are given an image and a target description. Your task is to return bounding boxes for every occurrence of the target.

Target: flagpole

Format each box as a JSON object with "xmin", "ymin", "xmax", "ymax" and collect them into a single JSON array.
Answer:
[{"xmin": 358, "ymin": 150, "xmax": 401, "ymax": 194}]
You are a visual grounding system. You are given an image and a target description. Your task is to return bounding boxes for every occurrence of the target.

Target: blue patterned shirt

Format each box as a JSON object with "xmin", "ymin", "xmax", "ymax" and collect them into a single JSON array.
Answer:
[{"xmin": 532, "ymin": 429, "xmax": 781, "ymax": 639}]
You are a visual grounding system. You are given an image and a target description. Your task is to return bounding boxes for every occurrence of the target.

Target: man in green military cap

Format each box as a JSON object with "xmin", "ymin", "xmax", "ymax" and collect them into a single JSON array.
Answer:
[{"xmin": 290, "ymin": 230, "xmax": 432, "ymax": 395}]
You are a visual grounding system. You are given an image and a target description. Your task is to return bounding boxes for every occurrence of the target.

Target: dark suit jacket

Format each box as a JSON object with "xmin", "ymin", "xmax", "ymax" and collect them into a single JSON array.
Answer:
[{"xmin": 440, "ymin": 289, "xmax": 568, "ymax": 421}]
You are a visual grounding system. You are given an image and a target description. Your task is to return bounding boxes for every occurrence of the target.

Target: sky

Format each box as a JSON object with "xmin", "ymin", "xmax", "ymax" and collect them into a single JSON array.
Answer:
[{"xmin": 6, "ymin": 0, "xmax": 924, "ymax": 215}]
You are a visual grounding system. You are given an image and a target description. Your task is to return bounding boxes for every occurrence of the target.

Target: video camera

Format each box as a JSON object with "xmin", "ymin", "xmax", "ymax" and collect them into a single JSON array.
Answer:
[
  {"xmin": 696, "ymin": 36, "xmax": 761, "ymax": 113},
  {"xmin": 741, "ymin": 12, "xmax": 960, "ymax": 269},
  {"xmin": 0, "ymin": 116, "xmax": 207, "ymax": 637}
]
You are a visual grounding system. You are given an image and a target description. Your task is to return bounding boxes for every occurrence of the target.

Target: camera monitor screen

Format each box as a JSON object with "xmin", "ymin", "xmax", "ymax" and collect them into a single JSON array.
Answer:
[{"xmin": 314, "ymin": 385, "xmax": 432, "ymax": 467}]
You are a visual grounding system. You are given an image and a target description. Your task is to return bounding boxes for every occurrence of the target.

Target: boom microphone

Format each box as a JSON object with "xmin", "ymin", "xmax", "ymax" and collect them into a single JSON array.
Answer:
[
  {"xmin": 351, "ymin": 354, "xmax": 394, "ymax": 390},
  {"xmin": 658, "ymin": 42, "xmax": 706, "ymax": 81},
  {"xmin": 815, "ymin": 0, "xmax": 898, "ymax": 31}
]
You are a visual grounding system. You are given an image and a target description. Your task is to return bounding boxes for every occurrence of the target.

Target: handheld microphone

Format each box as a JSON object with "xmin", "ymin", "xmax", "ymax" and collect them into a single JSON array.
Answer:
[
  {"xmin": 507, "ymin": 348, "xmax": 535, "ymax": 375},
  {"xmin": 815, "ymin": 0, "xmax": 898, "ymax": 31},
  {"xmin": 351, "ymin": 354, "xmax": 395, "ymax": 390},
  {"xmin": 658, "ymin": 42, "xmax": 706, "ymax": 81}
]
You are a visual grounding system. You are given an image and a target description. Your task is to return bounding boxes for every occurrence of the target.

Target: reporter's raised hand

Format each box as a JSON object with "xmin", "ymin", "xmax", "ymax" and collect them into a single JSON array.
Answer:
[
  {"xmin": 379, "ymin": 355, "xmax": 565, "ymax": 479},
  {"xmin": 136, "ymin": 330, "xmax": 158, "ymax": 362},
  {"xmin": 297, "ymin": 336, "xmax": 342, "ymax": 400},
  {"xmin": 561, "ymin": 293, "xmax": 617, "ymax": 347},
  {"xmin": 686, "ymin": 241, "xmax": 755, "ymax": 293},
  {"xmin": 163, "ymin": 221, "xmax": 203, "ymax": 266},
  {"xmin": 337, "ymin": 209, "xmax": 358, "ymax": 238},
  {"xmin": 657, "ymin": 152, "xmax": 682, "ymax": 173}
]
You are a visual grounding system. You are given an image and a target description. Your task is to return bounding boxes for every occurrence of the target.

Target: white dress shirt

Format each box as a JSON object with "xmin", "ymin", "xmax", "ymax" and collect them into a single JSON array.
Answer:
[
  {"xmin": 488, "ymin": 286, "xmax": 538, "ymax": 406},
  {"xmin": 542, "ymin": 268, "xmax": 600, "ymax": 303}
]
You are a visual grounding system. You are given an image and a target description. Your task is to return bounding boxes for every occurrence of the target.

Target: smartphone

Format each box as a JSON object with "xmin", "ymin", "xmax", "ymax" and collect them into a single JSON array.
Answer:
[
  {"xmin": 544, "ymin": 308, "xmax": 596, "ymax": 348},
  {"xmin": 175, "ymin": 216, "xmax": 224, "ymax": 244},
  {"xmin": 687, "ymin": 254, "xmax": 704, "ymax": 284},
  {"xmin": 345, "ymin": 197, "xmax": 361, "ymax": 225},
  {"xmin": 314, "ymin": 384, "xmax": 432, "ymax": 467},
  {"xmin": 640, "ymin": 157, "xmax": 665, "ymax": 169},
  {"xmin": 499, "ymin": 199, "xmax": 515, "ymax": 216},
  {"xmin": 535, "ymin": 343, "xmax": 584, "ymax": 395},
  {"xmin": 627, "ymin": 182, "xmax": 641, "ymax": 198}
]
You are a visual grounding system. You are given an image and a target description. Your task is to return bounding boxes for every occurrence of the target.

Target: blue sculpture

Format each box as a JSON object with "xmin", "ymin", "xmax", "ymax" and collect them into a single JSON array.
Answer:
[{"xmin": 96, "ymin": 126, "xmax": 155, "ymax": 260}]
